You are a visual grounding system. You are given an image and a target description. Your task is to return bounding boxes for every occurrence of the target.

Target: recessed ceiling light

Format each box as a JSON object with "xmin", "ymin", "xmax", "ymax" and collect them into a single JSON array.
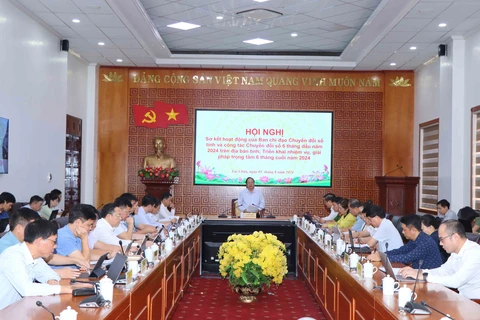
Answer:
[
  {"xmin": 438, "ymin": 23, "xmax": 447, "ymax": 28},
  {"xmin": 390, "ymin": 62, "xmax": 397, "ymax": 66},
  {"xmin": 410, "ymin": 46, "xmax": 417, "ymax": 50},
  {"xmin": 167, "ymin": 22, "xmax": 201, "ymax": 30},
  {"xmin": 254, "ymin": 0, "xmax": 269, "ymax": 2},
  {"xmin": 291, "ymin": 33, "xmax": 298, "ymax": 37},
  {"xmin": 216, "ymin": 16, "xmax": 223, "ymax": 20},
  {"xmin": 243, "ymin": 38, "xmax": 273, "ymax": 45},
  {"xmin": 98, "ymin": 42, "xmax": 105, "ymax": 46},
  {"xmin": 72, "ymin": 19, "xmax": 80, "ymax": 23},
  {"xmin": 116, "ymin": 59, "xmax": 123, "ymax": 62}
]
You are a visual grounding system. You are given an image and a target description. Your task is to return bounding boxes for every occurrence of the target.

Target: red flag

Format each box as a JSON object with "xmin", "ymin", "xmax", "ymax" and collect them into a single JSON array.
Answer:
[
  {"xmin": 132, "ymin": 105, "xmax": 166, "ymax": 128},
  {"xmin": 154, "ymin": 101, "xmax": 189, "ymax": 126}
]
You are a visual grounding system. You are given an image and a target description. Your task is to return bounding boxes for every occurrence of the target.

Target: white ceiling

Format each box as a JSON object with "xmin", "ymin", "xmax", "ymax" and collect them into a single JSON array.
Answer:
[{"xmin": 10, "ymin": 0, "xmax": 480, "ymax": 70}]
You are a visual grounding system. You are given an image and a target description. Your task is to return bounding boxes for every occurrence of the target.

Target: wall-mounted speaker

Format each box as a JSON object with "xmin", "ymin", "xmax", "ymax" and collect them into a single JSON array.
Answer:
[
  {"xmin": 438, "ymin": 44, "xmax": 447, "ymax": 57},
  {"xmin": 60, "ymin": 39, "xmax": 69, "ymax": 52}
]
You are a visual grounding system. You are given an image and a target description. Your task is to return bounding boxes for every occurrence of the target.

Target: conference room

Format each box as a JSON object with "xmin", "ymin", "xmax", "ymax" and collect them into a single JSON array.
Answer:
[{"xmin": 2, "ymin": 0, "xmax": 480, "ymax": 319}]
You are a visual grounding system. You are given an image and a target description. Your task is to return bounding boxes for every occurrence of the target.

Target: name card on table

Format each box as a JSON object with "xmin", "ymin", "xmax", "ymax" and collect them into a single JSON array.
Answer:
[
  {"xmin": 357, "ymin": 262, "xmax": 363, "ymax": 278},
  {"xmin": 153, "ymin": 249, "xmax": 159, "ymax": 262},
  {"xmin": 242, "ymin": 212, "xmax": 257, "ymax": 219},
  {"xmin": 141, "ymin": 258, "xmax": 148, "ymax": 274},
  {"xmin": 126, "ymin": 269, "xmax": 134, "ymax": 288},
  {"xmin": 333, "ymin": 243, "xmax": 337, "ymax": 255}
]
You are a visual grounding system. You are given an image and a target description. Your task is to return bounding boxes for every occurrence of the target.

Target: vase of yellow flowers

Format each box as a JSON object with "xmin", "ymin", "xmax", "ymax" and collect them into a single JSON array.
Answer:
[{"xmin": 218, "ymin": 231, "xmax": 288, "ymax": 303}]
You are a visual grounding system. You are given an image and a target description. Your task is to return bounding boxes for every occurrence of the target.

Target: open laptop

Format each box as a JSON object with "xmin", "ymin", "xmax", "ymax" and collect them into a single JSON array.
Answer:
[
  {"xmin": 379, "ymin": 251, "xmax": 419, "ymax": 283},
  {"xmin": 48, "ymin": 210, "xmax": 59, "ymax": 221},
  {"xmin": 79, "ymin": 253, "xmax": 109, "ymax": 278},
  {"xmin": 348, "ymin": 229, "xmax": 372, "ymax": 254},
  {"xmin": 106, "ymin": 253, "xmax": 128, "ymax": 284}
]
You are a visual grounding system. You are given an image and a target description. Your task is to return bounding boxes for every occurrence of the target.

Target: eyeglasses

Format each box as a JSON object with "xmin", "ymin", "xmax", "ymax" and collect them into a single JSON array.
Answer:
[
  {"xmin": 438, "ymin": 234, "xmax": 454, "ymax": 242},
  {"xmin": 44, "ymin": 238, "xmax": 57, "ymax": 245}
]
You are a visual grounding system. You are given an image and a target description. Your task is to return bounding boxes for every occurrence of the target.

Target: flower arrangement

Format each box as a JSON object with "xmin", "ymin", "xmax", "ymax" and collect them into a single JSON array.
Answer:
[
  {"xmin": 218, "ymin": 231, "xmax": 288, "ymax": 288},
  {"xmin": 138, "ymin": 166, "xmax": 179, "ymax": 180}
]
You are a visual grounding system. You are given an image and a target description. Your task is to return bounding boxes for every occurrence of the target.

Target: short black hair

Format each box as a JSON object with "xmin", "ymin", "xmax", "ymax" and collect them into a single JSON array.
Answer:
[
  {"xmin": 0, "ymin": 192, "xmax": 16, "ymax": 204},
  {"xmin": 160, "ymin": 192, "xmax": 172, "ymax": 201},
  {"xmin": 246, "ymin": 177, "xmax": 255, "ymax": 184},
  {"xmin": 141, "ymin": 195, "xmax": 156, "ymax": 207},
  {"xmin": 9, "ymin": 208, "xmax": 40, "ymax": 230},
  {"xmin": 100, "ymin": 203, "xmax": 117, "ymax": 219},
  {"xmin": 333, "ymin": 196, "xmax": 343, "ymax": 204},
  {"xmin": 437, "ymin": 199, "xmax": 450, "ymax": 209},
  {"xmin": 153, "ymin": 197, "xmax": 161, "ymax": 207},
  {"xmin": 323, "ymin": 193, "xmax": 336, "ymax": 202},
  {"xmin": 348, "ymin": 198, "xmax": 362, "ymax": 208},
  {"xmin": 68, "ymin": 204, "xmax": 98, "ymax": 224},
  {"xmin": 366, "ymin": 205, "xmax": 386, "ymax": 219},
  {"xmin": 441, "ymin": 220, "xmax": 466, "ymax": 239},
  {"xmin": 24, "ymin": 219, "xmax": 58, "ymax": 243},
  {"xmin": 114, "ymin": 197, "xmax": 133, "ymax": 209},
  {"xmin": 400, "ymin": 214, "xmax": 421, "ymax": 231},
  {"xmin": 421, "ymin": 215, "xmax": 441, "ymax": 229},
  {"xmin": 29, "ymin": 195, "xmax": 44, "ymax": 204},
  {"xmin": 119, "ymin": 193, "xmax": 138, "ymax": 203}
]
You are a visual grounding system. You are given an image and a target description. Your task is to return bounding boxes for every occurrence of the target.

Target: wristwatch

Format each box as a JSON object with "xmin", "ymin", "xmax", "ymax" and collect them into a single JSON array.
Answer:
[{"xmin": 423, "ymin": 272, "xmax": 428, "ymax": 281}]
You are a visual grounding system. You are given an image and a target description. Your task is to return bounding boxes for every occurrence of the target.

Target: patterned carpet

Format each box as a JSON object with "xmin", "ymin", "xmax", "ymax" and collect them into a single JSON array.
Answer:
[{"xmin": 171, "ymin": 277, "xmax": 326, "ymax": 320}]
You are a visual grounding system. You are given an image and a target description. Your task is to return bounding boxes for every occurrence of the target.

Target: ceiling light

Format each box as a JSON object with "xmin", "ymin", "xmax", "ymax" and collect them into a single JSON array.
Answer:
[
  {"xmin": 409, "ymin": 46, "xmax": 417, "ymax": 50},
  {"xmin": 390, "ymin": 62, "xmax": 397, "ymax": 66},
  {"xmin": 438, "ymin": 23, "xmax": 447, "ymax": 28},
  {"xmin": 116, "ymin": 59, "xmax": 123, "ymax": 62},
  {"xmin": 167, "ymin": 22, "xmax": 200, "ymax": 30},
  {"xmin": 243, "ymin": 38, "xmax": 273, "ymax": 45},
  {"xmin": 72, "ymin": 19, "xmax": 80, "ymax": 23},
  {"xmin": 216, "ymin": 16, "xmax": 223, "ymax": 20},
  {"xmin": 291, "ymin": 33, "xmax": 298, "ymax": 37},
  {"xmin": 98, "ymin": 42, "xmax": 105, "ymax": 46},
  {"xmin": 254, "ymin": 0, "xmax": 270, "ymax": 2}
]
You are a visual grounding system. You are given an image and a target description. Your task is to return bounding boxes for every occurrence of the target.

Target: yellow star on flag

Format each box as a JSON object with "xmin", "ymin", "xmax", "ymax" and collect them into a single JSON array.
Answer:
[{"xmin": 165, "ymin": 108, "xmax": 179, "ymax": 121}]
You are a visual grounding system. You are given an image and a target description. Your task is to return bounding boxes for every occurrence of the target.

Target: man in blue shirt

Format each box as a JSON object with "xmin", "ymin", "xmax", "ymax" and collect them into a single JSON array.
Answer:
[
  {"xmin": 0, "ymin": 208, "xmax": 39, "ymax": 254},
  {"xmin": 367, "ymin": 214, "xmax": 442, "ymax": 269},
  {"xmin": 0, "ymin": 192, "xmax": 16, "ymax": 221},
  {"xmin": 56, "ymin": 204, "xmax": 97, "ymax": 267},
  {"xmin": 238, "ymin": 177, "xmax": 265, "ymax": 216}
]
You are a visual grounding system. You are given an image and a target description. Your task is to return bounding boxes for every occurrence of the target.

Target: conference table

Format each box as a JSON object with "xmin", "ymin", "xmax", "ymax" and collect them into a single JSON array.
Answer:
[
  {"xmin": 2, "ymin": 218, "xmax": 480, "ymax": 320},
  {"xmin": 0, "ymin": 224, "xmax": 201, "ymax": 320}
]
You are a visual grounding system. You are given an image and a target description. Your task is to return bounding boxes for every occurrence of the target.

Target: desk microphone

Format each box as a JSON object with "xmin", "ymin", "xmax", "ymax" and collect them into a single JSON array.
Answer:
[
  {"xmin": 218, "ymin": 207, "xmax": 229, "ymax": 218},
  {"xmin": 252, "ymin": 203, "xmax": 275, "ymax": 219},
  {"xmin": 404, "ymin": 260, "xmax": 431, "ymax": 315},
  {"xmin": 119, "ymin": 240, "xmax": 125, "ymax": 256},
  {"xmin": 420, "ymin": 301, "xmax": 454, "ymax": 319},
  {"xmin": 36, "ymin": 301, "xmax": 55, "ymax": 320}
]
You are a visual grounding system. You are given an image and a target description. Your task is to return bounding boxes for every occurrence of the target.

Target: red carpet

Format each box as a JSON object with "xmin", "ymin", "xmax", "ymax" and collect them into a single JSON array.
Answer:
[{"xmin": 172, "ymin": 277, "xmax": 326, "ymax": 320}]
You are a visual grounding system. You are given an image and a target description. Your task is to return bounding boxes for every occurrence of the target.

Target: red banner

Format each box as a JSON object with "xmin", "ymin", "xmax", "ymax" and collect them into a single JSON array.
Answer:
[{"xmin": 132, "ymin": 102, "xmax": 188, "ymax": 128}]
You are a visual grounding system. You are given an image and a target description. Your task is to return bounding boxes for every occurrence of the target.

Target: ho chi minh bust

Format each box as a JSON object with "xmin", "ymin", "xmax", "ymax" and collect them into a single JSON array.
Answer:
[{"xmin": 143, "ymin": 137, "xmax": 176, "ymax": 169}]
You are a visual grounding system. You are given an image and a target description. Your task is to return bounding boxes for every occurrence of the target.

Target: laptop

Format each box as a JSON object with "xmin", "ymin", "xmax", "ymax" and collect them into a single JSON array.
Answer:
[
  {"xmin": 135, "ymin": 235, "xmax": 149, "ymax": 256},
  {"xmin": 348, "ymin": 229, "xmax": 372, "ymax": 254},
  {"xmin": 106, "ymin": 253, "xmax": 128, "ymax": 284},
  {"xmin": 332, "ymin": 225, "xmax": 341, "ymax": 241},
  {"xmin": 79, "ymin": 253, "xmax": 109, "ymax": 278},
  {"xmin": 49, "ymin": 210, "xmax": 59, "ymax": 221},
  {"xmin": 124, "ymin": 241, "xmax": 133, "ymax": 255},
  {"xmin": 379, "ymin": 251, "xmax": 419, "ymax": 283}
]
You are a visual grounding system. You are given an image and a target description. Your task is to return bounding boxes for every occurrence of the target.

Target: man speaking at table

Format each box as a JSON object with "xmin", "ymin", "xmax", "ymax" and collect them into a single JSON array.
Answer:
[{"xmin": 238, "ymin": 177, "xmax": 265, "ymax": 218}]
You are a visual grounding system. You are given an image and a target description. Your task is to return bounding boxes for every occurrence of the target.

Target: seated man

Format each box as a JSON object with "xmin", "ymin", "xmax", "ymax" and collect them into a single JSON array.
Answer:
[
  {"xmin": 56, "ymin": 204, "xmax": 104, "ymax": 267},
  {"xmin": 238, "ymin": 177, "xmax": 265, "ymax": 217},
  {"xmin": 437, "ymin": 199, "xmax": 457, "ymax": 221},
  {"xmin": 135, "ymin": 195, "xmax": 163, "ymax": 230},
  {"xmin": 118, "ymin": 193, "xmax": 156, "ymax": 235},
  {"xmin": 399, "ymin": 220, "xmax": 480, "ymax": 299},
  {"xmin": 91, "ymin": 203, "xmax": 131, "ymax": 246},
  {"xmin": 0, "ymin": 192, "xmax": 16, "ymax": 231},
  {"xmin": 112, "ymin": 197, "xmax": 135, "ymax": 240},
  {"xmin": 367, "ymin": 214, "xmax": 442, "ymax": 269},
  {"xmin": 349, "ymin": 199, "xmax": 369, "ymax": 232},
  {"xmin": 0, "ymin": 220, "xmax": 91, "ymax": 310},
  {"xmin": 317, "ymin": 193, "xmax": 338, "ymax": 223},
  {"xmin": 22, "ymin": 195, "xmax": 44, "ymax": 215},
  {"xmin": 364, "ymin": 205, "xmax": 403, "ymax": 252},
  {"xmin": 156, "ymin": 192, "xmax": 178, "ymax": 223}
]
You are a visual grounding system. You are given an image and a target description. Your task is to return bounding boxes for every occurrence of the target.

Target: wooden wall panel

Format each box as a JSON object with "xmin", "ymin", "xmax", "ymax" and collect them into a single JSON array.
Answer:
[
  {"xmin": 97, "ymin": 68, "xmax": 414, "ymax": 216},
  {"xmin": 383, "ymin": 71, "xmax": 415, "ymax": 176}
]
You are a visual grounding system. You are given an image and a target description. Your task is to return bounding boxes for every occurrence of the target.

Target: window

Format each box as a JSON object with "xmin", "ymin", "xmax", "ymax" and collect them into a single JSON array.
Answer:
[
  {"xmin": 419, "ymin": 119, "xmax": 439, "ymax": 212},
  {"xmin": 472, "ymin": 107, "xmax": 480, "ymax": 209}
]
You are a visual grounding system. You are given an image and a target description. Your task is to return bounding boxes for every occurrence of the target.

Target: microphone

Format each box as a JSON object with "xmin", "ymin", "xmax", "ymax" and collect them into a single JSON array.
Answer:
[
  {"xmin": 36, "ymin": 301, "xmax": 55, "ymax": 320},
  {"xmin": 119, "ymin": 240, "xmax": 125, "ymax": 256},
  {"xmin": 385, "ymin": 242, "xmax": 389, "ymax": 253},
  {"xmin": 218, "ymin": 207, "xmax": 229, "ymax": 218},
  {"xmin": 383, "ymin": 164, "xmax": 406, "ymax": 177},
  {"xmin": 404, "ymin": 260, "xmax": 431, "ymax": 315},
  {"xmin": 96, "ymin": 203, "xmax": 105, "ymax": 210},
  {"xmin": 420, "ymin": 301, "xmax": 454, "ymax": 319},
  {"xmin": 252, "ymin": 203, "xmax": 275, "ymax": 219}
]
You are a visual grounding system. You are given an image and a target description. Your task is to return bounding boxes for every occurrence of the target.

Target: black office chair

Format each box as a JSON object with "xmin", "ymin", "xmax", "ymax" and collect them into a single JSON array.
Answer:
[
  {"xmin": 458, "ymin": 219, "xmax": 473, "ymax": 233},
  {"xmin": 466, "ymin": 232, "xmax": 480, "ymax": 245},
  {"xmin": 391, "ymin": 215, "xmax": 407, "ymax": 244}
]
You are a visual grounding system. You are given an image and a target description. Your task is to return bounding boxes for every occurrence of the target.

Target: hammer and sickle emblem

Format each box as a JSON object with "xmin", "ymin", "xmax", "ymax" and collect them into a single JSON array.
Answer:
[{"xmin": 142, "ymin": 110, "xmax": 156, "ymax": 123}]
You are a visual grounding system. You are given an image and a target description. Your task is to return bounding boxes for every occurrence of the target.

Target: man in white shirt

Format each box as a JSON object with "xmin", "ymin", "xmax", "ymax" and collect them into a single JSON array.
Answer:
[
  {"xmin": 0, "ymin": 220, "xmax": 91, "ymax": 310},
  {"xmin": 135, "ymin": 195, "xmax": 163, "ymax": 230},
  {"xmin": 437, "ymin": 199, "xmax": 458, "ymax": 221},
  {"xmin": 22, "ymin": 195, "xmax": 43, "ymax": 216},
  {"xmin": 318, "ymin": 193, "xmax": 338, "ymax": 223},
  {"xmin": 156, "ymin": 192, "xmax": 178, "ymax": 223},
  {"xmin": 365, "ymin": 205, "xmax": 403, "ymax": 252},
  {"xmin": 90, "ymin": 203, "xmax": 131, "ymax": 247},
  {"xmin": 112, "ymin": 197, "xmax": 135, "ymax": 240},
  {"xmin": 238, "ymin": 177, "xmax": 265, "ymax": 217},
  {"xmin": 399, "ymin": 220, "xmax": 480, "ymax": 299}
]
